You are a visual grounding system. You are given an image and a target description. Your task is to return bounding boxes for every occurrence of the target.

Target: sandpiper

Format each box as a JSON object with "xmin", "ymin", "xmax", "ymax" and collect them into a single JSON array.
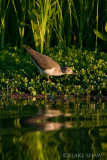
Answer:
[{"xmin": 24, "ymin": 45, "xmax": 78, "ymax": 76}]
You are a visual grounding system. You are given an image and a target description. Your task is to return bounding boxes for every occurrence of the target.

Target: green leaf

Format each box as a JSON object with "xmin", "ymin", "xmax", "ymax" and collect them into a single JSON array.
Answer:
[
  {"xmin": 94, "ymin": 29, "xmax": 107, "ymax": 41},
  {"xmin": 105, "ymin": 22, "xmax": 107, "ymax": 32}
]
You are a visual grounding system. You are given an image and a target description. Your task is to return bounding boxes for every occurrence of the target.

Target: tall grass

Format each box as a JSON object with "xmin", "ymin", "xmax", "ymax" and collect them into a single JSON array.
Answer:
[
  {"xmin": 0, "ymin": 0, "xmax": 10, "ymax": 49},
  {"xmin": 28, "ymin": 0, "xmax": 56, "ymax": 53},
  {"xmin": 0, "ymin": 0, "xmax": 106, "ymax": 51},
  {"xmin": 12, "ymin": 0, "xmax": 26, "ymax": 47},
  {"xmin": 95, "ymin": 0, "xmax": 99, "ymax": 53}
]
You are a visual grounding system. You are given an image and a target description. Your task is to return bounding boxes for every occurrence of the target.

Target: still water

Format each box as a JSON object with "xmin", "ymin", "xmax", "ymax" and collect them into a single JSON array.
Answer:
[{"xmin": 0, "ymin": 95, "xmax": 107, "ymax": 160}]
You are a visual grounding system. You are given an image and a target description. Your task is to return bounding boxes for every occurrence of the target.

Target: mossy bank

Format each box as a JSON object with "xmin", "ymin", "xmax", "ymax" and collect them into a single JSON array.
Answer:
[{"xmin": 0, "ymin": 46, "xmax": 107, "ymax": 96}]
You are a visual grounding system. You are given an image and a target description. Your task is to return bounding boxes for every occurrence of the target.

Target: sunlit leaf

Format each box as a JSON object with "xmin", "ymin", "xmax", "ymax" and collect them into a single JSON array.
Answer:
[
  {"xmin": 94, "ymin": 29, "xmax": 107, "ymax": 41},
  {"xmin": 105, "ymin": 22, "xmax": 107, "ymax": 32}
]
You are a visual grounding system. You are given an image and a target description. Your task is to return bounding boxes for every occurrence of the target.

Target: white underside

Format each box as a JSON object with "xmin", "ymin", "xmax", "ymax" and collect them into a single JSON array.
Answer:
[
  {"xmin": 44, "ymin": 68, "xmax": 56, "ymax": 75},
  {"xmin": 37, "ymin": 65, "xmax": 56, "ymax": 75},
  {"xmin": 32, "ymin": 59, "xmax": 61, "ymax": 76}
]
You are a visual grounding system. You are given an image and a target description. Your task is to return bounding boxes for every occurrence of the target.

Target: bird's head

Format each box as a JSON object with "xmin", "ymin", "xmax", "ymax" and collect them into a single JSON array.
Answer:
[{"xmin": 61, "ymin": 67, "xmax": 78, "ymax": 76}]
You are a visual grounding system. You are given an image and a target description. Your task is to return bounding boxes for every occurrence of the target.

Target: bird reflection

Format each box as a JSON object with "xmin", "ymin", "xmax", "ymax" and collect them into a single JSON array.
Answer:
[{"xmin": 25, "ymin": 109, "xmax": 72, "ymax": 131}]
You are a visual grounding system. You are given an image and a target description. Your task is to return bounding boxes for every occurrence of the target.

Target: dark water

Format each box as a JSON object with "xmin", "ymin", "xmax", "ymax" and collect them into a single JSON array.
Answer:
[{"xmin": 0, "ymin": 96, "xmax": 107, "ymax": 160}]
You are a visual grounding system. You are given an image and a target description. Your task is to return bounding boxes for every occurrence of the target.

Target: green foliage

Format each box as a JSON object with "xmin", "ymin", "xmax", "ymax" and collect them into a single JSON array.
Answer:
[
  {"xmin": 0, "ymin": 0, "xmax": 106, "ymax": 51},
  {"xmin": 28, "ymin": 0, "xmax": 56, "ymax": 52},
  {"xmin": 0, "ymin": 47, "xmax": 106, "ymax": 96},
  {"xmin": 94, "ymin": 29, "xmax": 107, "ymax": 41}
]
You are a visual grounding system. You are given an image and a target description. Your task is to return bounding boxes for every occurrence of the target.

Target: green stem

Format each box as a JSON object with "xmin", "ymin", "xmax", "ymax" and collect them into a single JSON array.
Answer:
[{"xmin": 95, "ymin": 0, "xmax": 99, "ymax": 53}]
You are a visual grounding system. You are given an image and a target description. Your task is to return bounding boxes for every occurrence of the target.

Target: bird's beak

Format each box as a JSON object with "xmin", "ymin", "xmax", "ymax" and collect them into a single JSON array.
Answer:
[{"xmin": 72, "ymin": 72, "xmax": 78, "ymax": 76}]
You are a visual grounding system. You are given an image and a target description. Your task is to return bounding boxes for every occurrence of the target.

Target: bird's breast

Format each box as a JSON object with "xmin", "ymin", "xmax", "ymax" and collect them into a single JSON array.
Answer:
[
  {"xmin": 44, "ymin": 67, "xmax": 56, "ymax": 75},
  {"xmin": 44, "ymin": 68, "xmax": 63, "ymax": 76}
]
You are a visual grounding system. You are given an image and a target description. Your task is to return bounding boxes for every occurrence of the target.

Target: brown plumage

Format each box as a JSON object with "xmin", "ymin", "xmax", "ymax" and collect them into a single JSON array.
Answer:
[{"xmin": 24, "ymin": 45, "xmax": 78, "ymax": 76}]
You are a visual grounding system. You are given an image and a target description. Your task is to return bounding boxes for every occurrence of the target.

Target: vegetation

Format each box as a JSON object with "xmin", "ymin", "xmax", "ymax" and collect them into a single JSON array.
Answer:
[
  {"xmin": 0, "ymin": 46, "xmax": 106, "ymax": 96},
  {"xmin": 0, "ymin": 3, "xmax": 106, "ymax": 160},
  {"xmin": 0, "ymin": 0, "xmax": 107, "ymax": 96},
  {"xmin": 0, "ymin": 0, "xmax": 107, "ymax": 51},
  {"xmin": 94, "ymin": 23, "xmax": 107, "ymax": 42}
]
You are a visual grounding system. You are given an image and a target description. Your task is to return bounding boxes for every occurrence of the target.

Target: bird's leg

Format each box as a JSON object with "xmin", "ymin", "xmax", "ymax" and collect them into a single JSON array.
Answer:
[
  {"xmin": 37, "ymin": 75, "xmax": 40, "ymax": 80},
  {"xmin": 47, "ymin": 76, "xmax": 55, "ymax": 86},
  {"xmin": 47, "ymin": 75, "xmax": 51, "ymax": 82},
  {"xmin": 37, "ymin": 73, "xmax": 42, "ymax": 80}
]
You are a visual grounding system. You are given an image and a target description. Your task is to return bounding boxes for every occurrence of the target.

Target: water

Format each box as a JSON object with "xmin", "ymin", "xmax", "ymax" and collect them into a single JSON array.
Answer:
[{"xmin": 0, "ymin": 96, "xmax": 107, "ymax": 160}]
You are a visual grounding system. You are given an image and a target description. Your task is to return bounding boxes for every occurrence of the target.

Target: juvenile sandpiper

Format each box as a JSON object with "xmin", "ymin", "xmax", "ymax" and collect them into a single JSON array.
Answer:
[{"xmin": 24, "ymin": 45, "xmax": 78, "ymax": 76}]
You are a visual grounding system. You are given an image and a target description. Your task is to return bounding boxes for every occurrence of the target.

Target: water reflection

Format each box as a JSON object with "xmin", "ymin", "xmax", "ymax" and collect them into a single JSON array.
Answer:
[
  {"xmin": 26, "ymin": 109, "xmax": 72, "ymax": 131},
  {"xmin": 0, "ymin": 96, "xmax": 107, "ymax": 160}
]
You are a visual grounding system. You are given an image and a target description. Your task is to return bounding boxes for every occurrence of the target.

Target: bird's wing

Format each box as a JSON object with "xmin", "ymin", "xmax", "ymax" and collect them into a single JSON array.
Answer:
[{"xmin": 24, "ymin": 45, "xmax": 60, "ymax": 70}]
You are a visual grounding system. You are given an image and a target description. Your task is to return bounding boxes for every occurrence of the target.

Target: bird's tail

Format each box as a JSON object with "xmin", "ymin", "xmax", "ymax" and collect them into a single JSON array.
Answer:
[
  {"xmin": 23, "ymin": 45, "xmax": 30, "ymax": 51},
  {"xmin": 23, "ymin": 45, "xmax": 35, "ymax": 54}
]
